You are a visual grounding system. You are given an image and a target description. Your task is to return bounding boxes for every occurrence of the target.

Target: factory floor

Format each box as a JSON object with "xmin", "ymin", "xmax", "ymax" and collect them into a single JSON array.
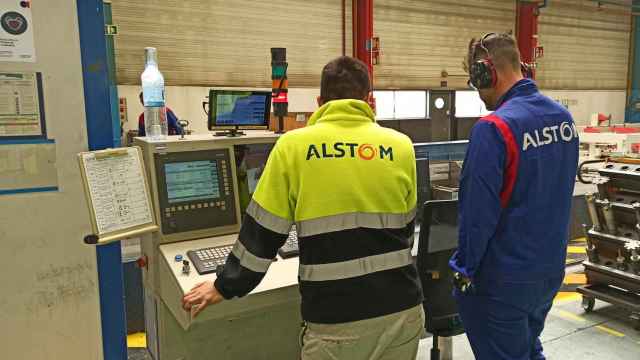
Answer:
[
  {"xmin": 127, "ymin": 246, "xmax": 640, "ymax": 360},
  {"xmin": 414, "ymin": 265, "xmax": 640, "ymax": 359}
]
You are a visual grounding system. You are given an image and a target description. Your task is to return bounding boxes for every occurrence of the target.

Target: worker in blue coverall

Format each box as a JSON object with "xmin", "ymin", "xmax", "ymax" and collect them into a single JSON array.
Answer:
[{"xmin": 449, "ymin": 33, "xmax": 579, "ymax": 360}]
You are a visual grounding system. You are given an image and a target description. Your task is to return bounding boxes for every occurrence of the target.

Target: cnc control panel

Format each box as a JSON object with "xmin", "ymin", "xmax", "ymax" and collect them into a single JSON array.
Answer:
[{"xmin": 154, "ymin": 149, "xmax": 237, "ymax": 235}]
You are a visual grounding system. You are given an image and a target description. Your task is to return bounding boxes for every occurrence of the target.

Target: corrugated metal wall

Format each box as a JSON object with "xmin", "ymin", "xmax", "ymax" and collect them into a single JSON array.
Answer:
[
  {"xmin": 537, "ymin": 0, "xmax": 631, "ymax": 90},
  {"xmin": 373, "ymin": 0, "xmax": 516, "ymax": 89},
  {"xmin": 112, "ymin": 0, "xmax": 632, "ymax": 91},
  {"xmin": 111, "ymin": 0, "xmax": 351, "ymax": 87}
]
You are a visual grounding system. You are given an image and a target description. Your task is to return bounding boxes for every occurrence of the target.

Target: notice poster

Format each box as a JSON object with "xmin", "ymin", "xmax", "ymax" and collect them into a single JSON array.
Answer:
[
  {"xmin": 0, "ymin": 0, "xmax": 35, "ymax": 63},
  {"xmin": 0, "ymin": 72, "xmax": 43, "ymax": 137}
]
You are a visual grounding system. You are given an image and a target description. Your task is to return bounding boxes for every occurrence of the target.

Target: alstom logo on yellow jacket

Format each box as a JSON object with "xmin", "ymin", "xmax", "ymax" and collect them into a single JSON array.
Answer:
[{"xmin": 306, "ymin": 143, "xmax": 394, "ymax": 161}]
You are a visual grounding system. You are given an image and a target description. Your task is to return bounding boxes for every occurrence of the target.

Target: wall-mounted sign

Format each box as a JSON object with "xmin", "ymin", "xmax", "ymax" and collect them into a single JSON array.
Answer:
[
  {"xmin": 0, "ymin": 0, "xmax": 35, "ymax": 62},
  {"xmin": 0, "ymin": 72, "xmax": 45, "ymax": 138}
]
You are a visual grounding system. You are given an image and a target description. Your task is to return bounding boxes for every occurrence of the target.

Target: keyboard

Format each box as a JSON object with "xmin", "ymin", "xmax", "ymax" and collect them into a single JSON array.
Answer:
[
  {"xmin": 187, "ymin": 244, "xmax": 233, "ymax": 275},
  {"xmin": 278, "ymin": 226, "xmax": 299, "ymax": 259}
]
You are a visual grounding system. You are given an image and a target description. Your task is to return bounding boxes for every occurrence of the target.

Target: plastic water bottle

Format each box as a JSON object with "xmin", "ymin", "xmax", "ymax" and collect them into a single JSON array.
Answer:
[{"xmin": 141, "ymin": 47, "xmax": 167, "ymax": 140}]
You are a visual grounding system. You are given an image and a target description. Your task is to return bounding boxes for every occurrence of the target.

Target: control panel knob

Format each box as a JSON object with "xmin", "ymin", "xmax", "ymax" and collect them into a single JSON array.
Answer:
[
  {"xmin": 182, "ymin": 260, "xmax": 191, "ymax": 275},
  {"xmin": 175, "ymin": 254, "xmax": 183, "ymax": 262}
]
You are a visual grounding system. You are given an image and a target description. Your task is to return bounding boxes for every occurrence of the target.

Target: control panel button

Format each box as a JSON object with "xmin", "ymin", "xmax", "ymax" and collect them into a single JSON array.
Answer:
[
  {"xmin": 171, "ymin": 207, "xmax": 176, "ymax": 211},
  {"xmin": 190, "ymin": 205, "xmax": 196, "ymax": 209},
  {"xmin": 197, "ymin": 203, "xmax": 202, "ymax": 209},
  {"xmin": 178, "ymin": 206, "xmax": 183, "ymax": 211},
  {"xmin": 203, "ymin": 203, "xmax": 209, "ymax": 208},
  {"xmin": 175, "ymin": 254, "xmax": 183, "ymax": 262}
]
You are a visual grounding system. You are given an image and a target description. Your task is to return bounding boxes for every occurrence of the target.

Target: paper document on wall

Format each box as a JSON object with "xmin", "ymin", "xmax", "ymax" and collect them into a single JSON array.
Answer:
[
  {"xmin": 80, "ymin": 147, "xmax": 154, "ymax": 235},
  {"xmin": 0, "ymin": 72, "xmax": 42, "ymax": 136}
]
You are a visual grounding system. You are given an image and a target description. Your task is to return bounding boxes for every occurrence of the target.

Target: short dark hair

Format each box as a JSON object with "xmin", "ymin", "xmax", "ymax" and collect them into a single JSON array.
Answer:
[
  {"xmin": 320, "ymin": 56, "xmax": 371, "ymax": 102},
  {"xmin": 467, "ymin": 33, "xmax": 521, "ymax": 73}
]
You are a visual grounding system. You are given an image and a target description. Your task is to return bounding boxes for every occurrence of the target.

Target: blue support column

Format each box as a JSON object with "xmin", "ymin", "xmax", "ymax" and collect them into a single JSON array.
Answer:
[
  {"xmin": 76, "ymin": 1, "xmax": 127, "ymax": 360},
  {"xmin": 626, "ymin": 2, "xmax": 640, "ymax": 123}
]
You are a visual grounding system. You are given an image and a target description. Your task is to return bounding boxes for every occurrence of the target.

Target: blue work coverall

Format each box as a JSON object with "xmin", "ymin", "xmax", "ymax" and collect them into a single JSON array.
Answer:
[{"xmin": 450, "ymin": 79, "xmax": 579, "ymax": 360}]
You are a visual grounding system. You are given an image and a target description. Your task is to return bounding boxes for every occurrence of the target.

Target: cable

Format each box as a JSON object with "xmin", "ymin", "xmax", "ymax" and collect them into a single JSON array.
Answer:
[{"xmin": 578, "ymin": 159, "xmax": 607, "ymax": 184}]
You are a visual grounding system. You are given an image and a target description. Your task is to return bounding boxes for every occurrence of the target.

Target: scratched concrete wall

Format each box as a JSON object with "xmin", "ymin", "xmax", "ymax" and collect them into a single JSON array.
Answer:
[{"xmin": 0, "ymin": 1, "xmax": 102, "ymax": 359}]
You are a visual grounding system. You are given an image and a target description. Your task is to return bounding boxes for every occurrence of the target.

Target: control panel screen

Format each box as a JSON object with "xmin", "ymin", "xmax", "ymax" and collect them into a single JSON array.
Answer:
[
  {"xmin": 165, "ymin": 161, "xmax": 220, "ymax": 203},
  {"xmin": 154, "ymin": 149, "xmax": 238, "ymax": 235}
]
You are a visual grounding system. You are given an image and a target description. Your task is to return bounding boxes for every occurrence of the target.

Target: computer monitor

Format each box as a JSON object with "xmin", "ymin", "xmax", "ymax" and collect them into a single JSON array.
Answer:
[
  {"xmin": 154, "ymin": 148, "xmax": 239, "ymax": 236},
  {"xmin": 208, "ymin": 90, "xmax": 272, "ymax": 136},
  {"xmin": 417, "ymin": 199, "xmax": 463, "ymax": 337}
]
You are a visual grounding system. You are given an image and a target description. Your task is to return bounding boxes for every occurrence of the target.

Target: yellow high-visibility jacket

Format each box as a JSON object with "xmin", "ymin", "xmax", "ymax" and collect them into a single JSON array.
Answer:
[{"xmin": 215, "ymin": 99, "xmax": 423, "ymax": 324}]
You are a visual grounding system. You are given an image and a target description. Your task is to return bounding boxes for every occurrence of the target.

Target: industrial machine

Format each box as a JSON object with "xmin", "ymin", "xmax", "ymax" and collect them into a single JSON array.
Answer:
[
  {"xmin": 578, "ymin": 158, "xmax": 640, "ymax": 330},
  {"xmin": 134, "ymin": 132, "xmax": 304, "ymax": 360}
]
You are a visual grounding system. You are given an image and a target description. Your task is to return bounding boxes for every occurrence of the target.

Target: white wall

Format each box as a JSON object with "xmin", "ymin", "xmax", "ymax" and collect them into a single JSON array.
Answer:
[
  {"xmin": 119, "ymin": 85, "xmax": 320, "ymax": 134},
  {"xmin": 0, "ymin": 1, "xmax": 102, "ymax": 359},
  {"xmin": 119, "ymin": 85, "xmax": 628, "ymax": 133},
  {"xmin": 542, "ymin": 90, "xmax": 627, "ymax": 126}
]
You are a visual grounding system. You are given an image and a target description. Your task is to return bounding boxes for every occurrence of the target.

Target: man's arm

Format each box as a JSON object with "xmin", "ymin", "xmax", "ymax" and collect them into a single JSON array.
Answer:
[
  {"xmin": 449, "ymin": 119, "xmax": 507, "ymax": 280},
  {"xmin": 166, "ymin": 109, "xmax": 183, "ymax": 135}
]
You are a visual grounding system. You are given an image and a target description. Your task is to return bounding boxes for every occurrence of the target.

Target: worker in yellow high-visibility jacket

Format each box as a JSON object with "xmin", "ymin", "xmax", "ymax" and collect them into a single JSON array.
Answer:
[{"xmin": 183, "ymin": 56, "xmax": 424, "ymax": 360}]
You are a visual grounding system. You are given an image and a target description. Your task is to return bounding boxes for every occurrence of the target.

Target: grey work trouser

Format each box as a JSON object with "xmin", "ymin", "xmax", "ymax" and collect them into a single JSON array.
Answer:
[{"xmin": 300, "ymin": 305, "xmax": 425, "ymax": 360}]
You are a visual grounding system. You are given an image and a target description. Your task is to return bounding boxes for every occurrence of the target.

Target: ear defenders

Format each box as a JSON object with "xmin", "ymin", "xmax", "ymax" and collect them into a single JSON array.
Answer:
[
  {"xmin": 469, "ymin": 33, "xmax": 498, "ymax": 90},
  {"xmin": 468, "ymin": 33, "xmax": 530, "ymax": 90}
]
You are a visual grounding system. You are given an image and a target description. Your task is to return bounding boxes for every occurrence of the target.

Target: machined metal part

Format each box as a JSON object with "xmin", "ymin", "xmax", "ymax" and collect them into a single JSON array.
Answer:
[
  {"xmin": 601, "ymin": 199, "xmax": 618, "ymax": 235},
  {"xmin": 626, "ymin": 241, "xmax": 640, "ymax": 274},
  {"xmin": 585, "ymin": 194, "xmax": 602, "ymax": 231},
  {"xmin": 633, "ymin": 203, "xmax": 640, "ymax": 239},
  {"xmin": 616, "ymin": 249, "xmax": 628, "ymax": 271},
  {"xmin": 583, "ymin": 224, "xmax": 600, "ymax": 263},
  {"xmin": 592, "ymin": 176, "xmax": 610, "ymax": 200}
]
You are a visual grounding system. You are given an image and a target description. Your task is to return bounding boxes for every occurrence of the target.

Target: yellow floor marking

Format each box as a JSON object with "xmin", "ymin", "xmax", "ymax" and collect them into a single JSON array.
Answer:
[
  {"xmin": 564, "ymin": 273, "xmax": 587, "ymax": 285},
  {"xmin": 595, "ymin": 325, "xmax": 625, "ymax": 337},
  {"xmin": 127, "ymin": 332, "xmax": 146, "ymax": 348},
  {"xmin": 554, "ymin": 292, "xmax": 581, "ymax": 303},
  {"xmin": 567, "ymin": 246, "xmax": 586, "ymax": 254},
  {"xmin": 555, "ymin": 309, "xmax": 587, "ymax": 323},
  {"xmin": 571, "ymin": 237, "xmax": 587, "ymax": 243}
]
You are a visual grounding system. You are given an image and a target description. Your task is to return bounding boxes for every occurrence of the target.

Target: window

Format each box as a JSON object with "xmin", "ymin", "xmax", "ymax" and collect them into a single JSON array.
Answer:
[
  {"xmin": 373, "ymin": 91, "xmax": 395, "ymax": 120},
  {"xmin": 373, "ymin": 90, "xmax": 427, "ymax": 120},
  {"xmin": 455, "ymin": 91, "xmax": 490, "ymax": 118},
  {"xmin": 395, "ymin": 91, "xmax": 427, "ymax": 119}
]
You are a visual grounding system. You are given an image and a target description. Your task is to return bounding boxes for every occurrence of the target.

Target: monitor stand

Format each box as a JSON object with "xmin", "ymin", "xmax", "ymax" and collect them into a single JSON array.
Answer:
[{"xmin": 213, "ymin": 127, "xmax": 246, "ymax": 137}]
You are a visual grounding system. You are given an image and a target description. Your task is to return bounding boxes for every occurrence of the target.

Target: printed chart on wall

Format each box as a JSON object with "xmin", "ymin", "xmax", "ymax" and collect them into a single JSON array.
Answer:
[
  {"xmin": 0, "ymin": 0, "xmax": 35, "ymax": 62},
  {"xmin": 0, "ymin": 72, "xmax": 44, "ymax": 137},
  {"xmin": 78, "ymin": 147, "xmax": 157, "ymax": 243}
]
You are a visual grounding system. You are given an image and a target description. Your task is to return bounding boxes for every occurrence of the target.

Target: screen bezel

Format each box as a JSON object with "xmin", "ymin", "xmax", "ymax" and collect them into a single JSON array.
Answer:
[{"xmin": 208, "ymin": 90, "xmax": 272, "ymax": 131}]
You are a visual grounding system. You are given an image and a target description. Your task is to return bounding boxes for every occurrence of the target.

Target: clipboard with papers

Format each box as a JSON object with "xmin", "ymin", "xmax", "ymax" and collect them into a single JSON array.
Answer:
[{"xmin": 78, "ymin": 146, "xmax": 158, "ymax": 245}]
